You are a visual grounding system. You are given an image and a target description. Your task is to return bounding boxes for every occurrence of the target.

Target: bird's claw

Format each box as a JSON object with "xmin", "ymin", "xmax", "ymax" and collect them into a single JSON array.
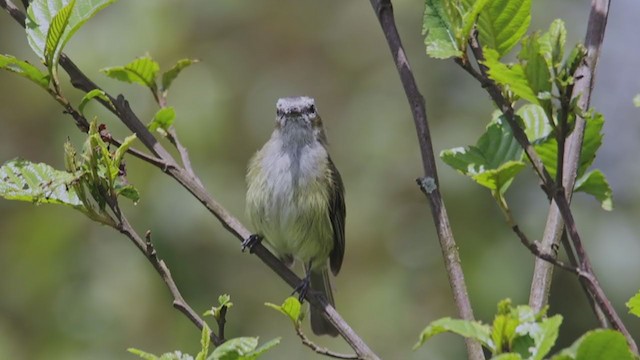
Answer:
[{"xmin": 241, "ymin": 234, "xmax": 262, "ymax": 253}]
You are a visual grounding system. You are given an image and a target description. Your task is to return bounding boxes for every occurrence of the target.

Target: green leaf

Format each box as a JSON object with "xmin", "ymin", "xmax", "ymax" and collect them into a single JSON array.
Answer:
[
  {"xmin": 422, "ymin": 0, "xmax": 463, "ymax": 59},
  {"xmin": 531, "ymin": 315, "xmax": 563, "ymax": 360},
  {"xmin": 45, "ymin": 0, "xmax": 75, "ymax": 77},
  {"xmin": 79, "ymin": 89, "xmax": 113, "ymax": 114},
  {"xmin": 127, "ymin": 348, "xmax": 160, "ymax": 360},
  {"xmin": 101, "ymin": 55, "xmax": 160, "ymax": 91},
  {"xmin": 0, "ymin": 54, "xmax": 49, "ymax": 88},
  {"xmin": 483, "ymin": 48, "xmax": 539, "ymax": 105},
  {"xmin": 26, "ymin": 0, "xmax": 118, "ymax": 61},
  {"xmin": 575, "ymin": 330, "xmax": 634, "ymax": 360},
  {"xmin": 574, "ymin": 170, "xmax": 613, "ymax": 211},
  {"xmin": 441, "ymin": 116, "xmax": 525, "ymax": 193},
  {"xmin": 414, "ymin": 317, "xmax": 492, "ymax": 350},
  {"xmin": 518, "ymin": 104, "xmax": 552, "ymax": 142},
  {"xmin": 538, "ymin": 19, "xmax": 567, "ymax": 70},
  {"xmin": 149, "ymin": 107, "xmax": 176, "ymax": 132},
  {"xmin": 578, "ymin": 112, "xmax": 604, "ymax": 177},
  {"xmin": 492, "ymin": 354, "xmax": 524, "ymax": 360},
  {"xmin": 0, "ymin": 158, "xmax": 82, "ymax": 208},
  {"xmin": 626, "ymin": 290, "xmax": 640, "ymax": 318},
  {"xmin": 519, "ymin": 33, "xmax": 552, "ymax": 105},
  {"xmin": 633, "ymin": 94, "xmax": 640, "ymax": 107},
  {"xmin": 265, "ymin": 297, "xmax": 302, "ymax": 324},
  {"xmin": 477, "ymin": 0, "xmax": 531, "ymax": 57},
  {"xmin": 246, "ymin": 338, "xmax": 280, "ymax": 359},
  {"xmin": 114, "ymin": 184, "xmax": 140, "ymax": 203},
  {"xmin": 161, "ymin": 58, "xmax": 198, "ymax": 92},
  {"xmin": 460, "ymin": 0, "xmax": 489, "ymax": 47},
  {"xmin": 209, "ymin": 337, "xmax": 258, "ymax": 360},
  {"xmin": 195, "ymin": 325, "xmax": 211, "ymax": 360}
]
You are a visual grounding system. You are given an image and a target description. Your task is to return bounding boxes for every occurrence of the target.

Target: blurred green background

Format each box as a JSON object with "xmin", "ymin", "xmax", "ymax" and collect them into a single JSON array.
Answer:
[{"xmin": 1, "ymin": 1, "xmax": 640, "ymax": 359}]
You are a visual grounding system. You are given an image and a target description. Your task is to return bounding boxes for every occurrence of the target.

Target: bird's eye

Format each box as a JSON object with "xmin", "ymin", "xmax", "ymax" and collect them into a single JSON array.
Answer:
[{"xmin": 309, "ymin": 105, "xmax": 316, "ymax": 113}]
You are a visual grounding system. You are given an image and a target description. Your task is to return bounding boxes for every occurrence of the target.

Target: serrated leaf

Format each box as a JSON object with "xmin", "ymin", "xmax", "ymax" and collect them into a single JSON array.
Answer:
[
  {"xmin": 483, "ymin": 48, "xmax": 539, "ymax": 105},
  {"xmin": 26, "ymin": 0, "xmax": 117, "ymax": 61},
  {"xmin": 578, "ymin": 112, "xmax": 604, "ymax": 177},
  {"xmin": 161, "ymin": 58, "xmax": 198, "ymax": 92},
  {"xmin": 209, "ymin": 337, "xmax": 258, "ymax": 360},
  {"xmin": 0, "ymin": 54, "xmax": 49, "ymax": 88},
  {"xmin": 531, "ymin": 315, "xmax": 563, "ymax": 360},
  {"xmin": 519, "ymin": 33, "xmax": 552, "ymax": 105},
  {"xmin": 195, "ymin": 325, "xmax": 211, "ymax": 360},
  {"xmin": 626, "ymin": 290, "xmax": 640, "ymax": 318},
  {"xmin": 518, "ymin": 104, "xmax": 552, "ymax": 142},
  {"xmin": 79, "ymin": 89, "xmax": 113, "ymax": 114},
  {"xmin": 265, "ymin": 297, "xmax": 301, "ymax": 324},
  {"xmin": 477, "ymin": 0, "xmax": 531, "ymax": 57},
  {"xmin": 45, "ymin": 0, "xmax": 75, "ymax": 76},
  {"xmin": 149, "ymin": 107, "xmax": 176, "ymax": 132},
  {"xmin": 414, "ymin": 317, "xmax": 492, "ymax": 350},
  {"xmin": 574, "ymin": 170, "xmax": 613, "ymax": 211},
  {"xmin": 0, "ymin": 158, "xmax": 83, "ymax": 208},
  {"xmin": 460, "ymin": 0, "xmax": 489, "ymax": 47},
  {"xmin": 538, "ymin": 19, "xmax": 566, "ymax": 69},
  {"xmin": 422, "ymin": 0, "xmax": 463, "ymax": 59},
  {"xmin": 101, "ymin": 55, "xmax": 159, "ymax": 91}
]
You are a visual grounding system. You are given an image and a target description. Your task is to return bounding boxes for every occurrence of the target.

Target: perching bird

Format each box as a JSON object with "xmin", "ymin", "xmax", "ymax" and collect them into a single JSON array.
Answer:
[{"xmin": 245, "ymin": 96, "xmax": 345, "ymax": 336}]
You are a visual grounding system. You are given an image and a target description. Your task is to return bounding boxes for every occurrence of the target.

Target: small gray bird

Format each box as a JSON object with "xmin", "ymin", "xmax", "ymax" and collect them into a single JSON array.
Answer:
[{"xmin": 245, "ymin": 96, "xmax": 345, "ymax": 336}]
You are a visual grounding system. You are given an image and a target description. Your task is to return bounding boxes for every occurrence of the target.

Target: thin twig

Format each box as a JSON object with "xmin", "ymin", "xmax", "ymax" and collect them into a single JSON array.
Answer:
[
  {"xmin": 369, "ymin": 1, "xmax": 484, "ymax": 359},
  {"xmin": 216, "ymin": 305, "xmax": 228, "ymax": 341},
  {"xmin": 294, "ymin": 326, "xmax": 360, "ymax": 360}
]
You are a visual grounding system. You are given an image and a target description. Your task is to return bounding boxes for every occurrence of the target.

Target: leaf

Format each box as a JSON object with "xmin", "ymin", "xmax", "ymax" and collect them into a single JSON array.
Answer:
[
  {"xmin": 45, "ymin": 0, "xmax": 75, "ymax": 76},
  {"xmin": 101, "ymin": 55, "xmax": 160, "ymax": 91},
  {"xmin": 414, "ymin": 317, "xmax": 492, "ymax": 350},
  {"xmin": 422, "ymin": 0, "xmax": 463, "ymax": 59},
  {"xmin": 149, "ymin": 107, "xmax": 176, "ymax": 132},
  {"xmin": 460, "ymin": 0, "xmax": 489, "ymax": 47},
  {"xmin": 0, "ymin": 54, "xmax": 49, "ymax": 88},
  {"xmin": 492, "ymin": 354, "xmax": 524, "ymax": 360},
  {"xmin": 574, "ymin": 170, "xmax": 613, "ymax": 211},
  {"xmin": 477, "ymin": 0, "xmax": 531, "ymax": 57},
  {"xmin": 574, "ymin": 330, "xmax": 634, "ymax": 360},
  {"xmin": 26, "ymin": 0, "xmax": 118, "ymax": 61},
  {"xmin": 518, "ymin": 104, "xmax": 552, "ymax": 142},
  {"xmin": 115, "ymin": 184, "xmax": 140, "ymax": 203},
  {"xmin": 483, "ymin": 48, "xmax": 539, "ymax": 105},
  {"xmin": 626, "ymin": 290, "xmax": 640, "ymax": 318},
  {"xmin": 0, "ymin": 158, "xmax": 82, "ymax": 208},
  {"xmin": 161, "ymin": 58, "xmax": 198, "ymax": 92},
  {"xmin": 577, "ymin": 112, "xmax": 604, "ymax": 177},
  {"xmin": 246, "ymin": 338, "xmax": 280, "ymax": 359},
  {"xmin": 209, "ymin": 337, "xmax": 258, "ymax": 360},
  {"xmin": 441, "ymin": 116, "xmax": 525, "ymax": 194},
  {"xmin": 531, "ymin": 315, "xmax": 563, "ymax": 360},
  {"xmin": 195, "ymin": 325, "xmax": 211, "ymax": 360},
  {"xmin": 127, "ymin": 348, "xmax": 160, "ymax": 360},
  {"xmin": 538, "ymin": 19, "xmax": 567, "ymax": 69},
  {"xmin": 633, "ymin": 94, "xmax": 640, "ymax": 107},
  {"xmin": 79, "ymin": 89, "xmax": 113, "ymax": 114},
  {"xmin": 265, "ymin": 297, "xmax": 302, "ymax": 324},
  {"xmin": 519, "ymin": 33, "xmax": 552, "ymax": 105}
]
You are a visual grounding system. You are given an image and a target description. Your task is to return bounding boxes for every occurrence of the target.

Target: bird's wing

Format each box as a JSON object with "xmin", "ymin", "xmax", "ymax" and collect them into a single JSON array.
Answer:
[{"xmin": 327, "ymin": 157, "xmax": 345, "ymax": 276}]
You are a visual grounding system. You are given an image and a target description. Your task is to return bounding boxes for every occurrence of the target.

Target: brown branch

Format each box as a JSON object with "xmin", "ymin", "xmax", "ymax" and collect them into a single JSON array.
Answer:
[
  {"xmin": 294, "ymin": 326, "xmax": 360, "ymax": 360},
  {"xmin": 368, "ymin": 1, "xmax": 484, "ymax": 360},
  {"xmin": 0, "ymin": 2, "xmax": 379, "ymax": 358}
]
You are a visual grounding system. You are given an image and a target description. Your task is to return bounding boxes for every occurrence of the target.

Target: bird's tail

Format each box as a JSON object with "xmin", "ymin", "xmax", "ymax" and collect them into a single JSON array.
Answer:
[{"xmin": 309, "ymin": 268, "xmax": 338, "ymax": 336}]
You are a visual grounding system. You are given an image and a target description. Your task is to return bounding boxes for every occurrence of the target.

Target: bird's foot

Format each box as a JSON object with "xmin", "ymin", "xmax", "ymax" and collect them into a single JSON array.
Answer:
[
  {"xmin": 241, "ymin": 234, "xmax": 262, "ymax": 253},
  {"xmin": 292, "ymin": 273, "xmax": 312, "ymax": 303}
]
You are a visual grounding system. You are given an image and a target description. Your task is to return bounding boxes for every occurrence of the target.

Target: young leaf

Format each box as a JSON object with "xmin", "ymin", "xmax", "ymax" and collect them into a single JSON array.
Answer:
[
  {"xmin": 79, "ymin": 89, "xmax": 113, "ymax": 114},
  {"xmin": 127, "ymin": 348, "xmax": 160, "ymax": 360},
  {"xmin": 414, "ymin": 317, "xmax": 492, "ymax": 350},
  {"xmin": 45, "ymin": 0, "xmax": 75, "ymax": 76},
  {"xmin": 195, "ymin": 325, "xmax": 211, "ymax": 360},
  {"xmin": 26, "ymin": 0, "xmax": 117, "ymax": 61},
  {"xmin": 0, "ymin": 54, "xmax": 49, "ymax": 89},
  {"xmin": 483, "ymin": 48, "xmax": 539, "ymax": 105},
  {"xmin": 161, "ymin": 58, "xmax": 198, "ymax": 92},
  {"xmin": 530, "ymin": 315, "xmax": 563, "ymax": 360},
  {"xmin": 492, "ymin": 354, "xmax": 524, "ymax": 360},
  {"xmin": 577, "ymin": 112, "xmax": 604, "ymax": 177},
  {"xmin": 574, "ymin": 170, "xmax": 613, "ymax": 211},
  {"xmin": 519, "ymin": 33, "xmax": 552, "ymax": 106},
  {"xmin": 518, "ymin": 104, "xmax": 552, "ymax": 142},
  {"xmin": 459, "ymin": 0, "xmax": 489, "ymax": 47},
  {"xmin": 633, "ymin": 94, "xmax": 640, "ymax": 107},
  {"xmin": 208, "ymin": 337, "xmax": 258, "ymax": 359},
  {"xmin": 0, "ymin": 158, "xmax": 82, "ymax": 208},
  {"xmin": 265, "ymin": 297, "xmax": 302, "ymax": 324},
  {"xmin": 246, "ymin": 337, "xmax": 280, "ymax": 359},
  {"xmin": 477, "ymin": 0, "xmax": 531, "ymax": 57},
  {"xmin": 149, "ymin": 107, "xmax": 176, "ymax": 132},
  {"xmin": 422, "ymin": 0, "xmax": 463, "ymax": 59},
  {"xmin": 626, "ymin": 290, "xmax": 640, "ymax": 318},
  {"xmin": 538, "ymin": 19, "xmax": 567, "ymax": 70},
  {"xmin": 101, "ymin": 55, "xmax": 160, "ymax": 91}
]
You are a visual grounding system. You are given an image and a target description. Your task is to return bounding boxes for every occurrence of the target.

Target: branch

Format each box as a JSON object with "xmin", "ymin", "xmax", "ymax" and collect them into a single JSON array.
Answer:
[
  {"xmin": 294, "ymin": 326, "xmax": 360, "ymax": 360},
  {"xmin": 368, "ymin": 1, "xmax": 484, "ymax": 360},
  {"xmin": 0, "ymin": 2, "xmax": 379, "ymax": 358},
  {"xmin": 529, "ymin": 0, "xmax": 610, "ymax": 311}
]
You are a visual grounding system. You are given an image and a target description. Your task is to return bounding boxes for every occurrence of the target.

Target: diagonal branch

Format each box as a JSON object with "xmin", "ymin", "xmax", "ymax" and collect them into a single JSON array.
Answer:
[{"xmin": 368, "ymin": 1, "xmax": 484, "ymax": 360}]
